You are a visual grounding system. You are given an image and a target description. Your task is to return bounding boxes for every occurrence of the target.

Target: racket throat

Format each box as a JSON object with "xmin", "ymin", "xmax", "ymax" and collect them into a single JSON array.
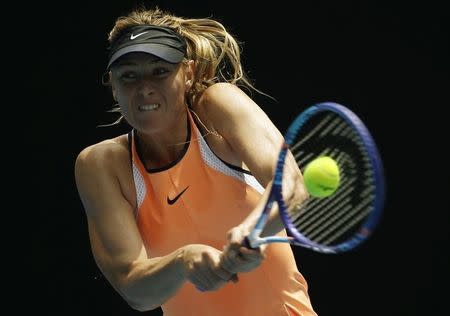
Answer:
[
  {"xmin": 247, "ymin": 228, "xmax": 264, "ymax": 248},
  {"xmin": 248, "ymin": 234, "xmax": 295, "ymax": 248},
  {"xmin": 247, "ymin": 205, "xmax": 272, "ymax": 248}
]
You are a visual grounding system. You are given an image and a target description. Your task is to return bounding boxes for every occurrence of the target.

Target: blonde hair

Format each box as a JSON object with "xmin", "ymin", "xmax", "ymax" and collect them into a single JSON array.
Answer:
[{"xmin": 102, "ymin": 6, "xmax": 269, "ymax": 127}]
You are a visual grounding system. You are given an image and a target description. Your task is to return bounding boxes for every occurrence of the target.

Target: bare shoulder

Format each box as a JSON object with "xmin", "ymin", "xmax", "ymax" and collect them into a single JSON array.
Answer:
[
  {"xmin": 201, "ymin": 82, "xmax": 245, "ymax": 97},
  {"xmin": 74, "ymin": 134, "xmax": 136, "ymax": 215},
  {"xmin": 193, "ymin": 83, "xmax": 270, "ymax": 134},
  {"xmin": 193, "ymin": 83, "xmax": 260, "ymax": 127},
  {"xmin": 75, "ymin": 135, "xmax": 129, "ymax": 173},
  {"xmin": 196, "ymin": 82, "xmax": 252, "ymax": 112},
  {"xmin": 74, "ymin": 135, "xmax": 132, "ymax": 194}
]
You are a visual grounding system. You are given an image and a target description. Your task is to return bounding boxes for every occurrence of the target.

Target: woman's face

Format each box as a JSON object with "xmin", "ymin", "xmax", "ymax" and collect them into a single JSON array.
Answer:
[{"xmin": 110, "ymin": 52, "xmax": 193, "ymax": 133}]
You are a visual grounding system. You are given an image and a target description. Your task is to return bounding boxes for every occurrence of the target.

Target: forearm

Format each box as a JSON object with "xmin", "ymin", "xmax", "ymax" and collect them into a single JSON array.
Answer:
[
  {"xmin": 116, "ymin": 248, "xmax": 186, "ymax": 311},
  {"xmin": 243, "ymin": 162, "xmax": 309, "ymax": 238},
  {"xmin": 242, "ymin": 181, "xmax": 285, "ymax": 237}
]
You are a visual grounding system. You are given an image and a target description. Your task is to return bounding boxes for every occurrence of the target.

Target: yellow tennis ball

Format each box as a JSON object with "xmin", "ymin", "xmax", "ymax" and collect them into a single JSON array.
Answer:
[{"xmin": 303, "ymin": 156, "xmax": 340, "ymax": 198}]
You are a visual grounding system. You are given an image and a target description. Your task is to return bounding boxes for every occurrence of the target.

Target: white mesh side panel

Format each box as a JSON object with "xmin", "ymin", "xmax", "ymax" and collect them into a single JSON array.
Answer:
[
  {"xmin": 196, "ymin": 130, "xmax": 265, "ymax": 194},
  {"xmin": 132, "ymin": 162, "xmax": 147, "ymax": 210}
]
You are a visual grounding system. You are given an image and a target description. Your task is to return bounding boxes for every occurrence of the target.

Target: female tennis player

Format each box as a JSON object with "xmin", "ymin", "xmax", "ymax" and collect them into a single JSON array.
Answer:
[{"xmin": 74, "ymin": 6, "xmax": 316, "ymax": 316}]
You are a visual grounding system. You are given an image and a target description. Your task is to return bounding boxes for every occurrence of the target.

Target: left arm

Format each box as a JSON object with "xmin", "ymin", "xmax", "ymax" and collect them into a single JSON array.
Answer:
[{"xmin": 197, "ymin": 83, "xmax": 309, "ymax": 272}]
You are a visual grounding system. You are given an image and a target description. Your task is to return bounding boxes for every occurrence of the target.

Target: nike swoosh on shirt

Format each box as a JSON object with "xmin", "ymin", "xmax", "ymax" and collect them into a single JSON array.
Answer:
[
  {"xmin": 167, "ymin": 186, "xmax": 189, "ymax": 205},
  {"xmin": 130, "ymin": 31, "xmax": 149, "ymax": 40}
]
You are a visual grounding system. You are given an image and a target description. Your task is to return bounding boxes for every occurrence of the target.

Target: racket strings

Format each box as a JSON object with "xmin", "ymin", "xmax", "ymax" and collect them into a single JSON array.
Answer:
[
  {"xmin": 305, "ymin": 186, "xmax": 370, "ymax": 243},
  {"xmin": 288, "ymin": 111, "xmax": 377, "ymax": 246},
  {"xmin": 293, "ymin": 175, "xmax": 357, "ymax": 237},
  {"xmin": 319, "ymin": 115, "xmax": 350, "ymax": 137},
  {"xmin": 290, "ymin": 114, "xmax": 335, "ymax": 153},
  {"xmin": 320, "ymin": 195, "xmax": 373, "ymax": 244},
  {"xmin": 294, "ymin": 116, "xmax": 352, "ymax": 167},
  {"xmin": 290, "ymin": 166, "xmax": 357, "ymax": 225},
  {"xmin": 298, "ymin": 176, "xmax": 374, "ymax": 245}
]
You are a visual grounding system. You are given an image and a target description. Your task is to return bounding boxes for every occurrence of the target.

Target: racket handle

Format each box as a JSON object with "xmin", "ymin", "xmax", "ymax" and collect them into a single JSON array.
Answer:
[{"xmin": 242, "ymin": 236, "xmax": 257, "ymax": 249}]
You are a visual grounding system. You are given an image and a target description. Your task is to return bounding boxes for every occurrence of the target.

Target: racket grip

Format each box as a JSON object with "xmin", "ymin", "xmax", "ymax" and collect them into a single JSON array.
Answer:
[{"xmin": 242, "ymin": 236, "xmax": 257, "ymax": 249}]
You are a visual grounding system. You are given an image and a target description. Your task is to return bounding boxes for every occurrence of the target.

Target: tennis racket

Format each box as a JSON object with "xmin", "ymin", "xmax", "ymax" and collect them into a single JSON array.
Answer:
[{"xmin": 244, "ymin": 102, "xmax": 385, "ymax": 254}]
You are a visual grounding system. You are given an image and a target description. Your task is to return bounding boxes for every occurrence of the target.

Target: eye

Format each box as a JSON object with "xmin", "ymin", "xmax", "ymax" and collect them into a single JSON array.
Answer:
[
  {"xmin": 120, "ymin": 71, "xmax": 138, "ymax": 81},
  {"xmin": 153, "ymin": 67, "xmax": 170, "ymax": 76}
]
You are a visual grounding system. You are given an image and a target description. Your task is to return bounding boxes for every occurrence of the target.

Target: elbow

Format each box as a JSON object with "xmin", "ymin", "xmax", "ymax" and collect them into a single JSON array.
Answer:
[
  {"xmin": 120, "ymin": 288, "xmax": 160, "ymax": 312},
  {"xmin": 286, "ymin": 191, "xmax": 309, "ymax": 210},
  {"xmin": 281, "ymin": 161, "xmax": 309, "ymax": 205},
  {"xmin": 120, "ymin": 286, "xmax": 161, "ymax": 312},
  {"xmin": 296, "ymin": 170, "xmax": 310, "ymax": 203},
  {"xmin": 126, "ymin": 299, "xmax": 159, "ymax": 312},
  {"xmin": 286, "ymin": 175, "xmax": 310, "ymax": 206},
  {"xmin": 114, "ymin": 277, "xmax": 161, "ymax": 312}
]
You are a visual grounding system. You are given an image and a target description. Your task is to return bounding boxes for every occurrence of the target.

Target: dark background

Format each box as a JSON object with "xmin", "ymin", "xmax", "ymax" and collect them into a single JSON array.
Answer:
[{"xmin": 30, "ymin": 1, "xmax": 448, "ymax": 315}]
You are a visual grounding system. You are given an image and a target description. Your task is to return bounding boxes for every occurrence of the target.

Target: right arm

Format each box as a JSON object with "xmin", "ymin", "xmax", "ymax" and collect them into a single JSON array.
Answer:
[{"xmin": 74, "ymin": 141, "xmax": 234, "ymax": 311}]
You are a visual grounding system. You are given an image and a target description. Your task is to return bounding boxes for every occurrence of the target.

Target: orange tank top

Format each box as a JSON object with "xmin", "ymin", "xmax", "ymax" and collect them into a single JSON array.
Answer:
[{"xmin": 129, "ymin": 108, "xmax": 317, "ymax": 316}]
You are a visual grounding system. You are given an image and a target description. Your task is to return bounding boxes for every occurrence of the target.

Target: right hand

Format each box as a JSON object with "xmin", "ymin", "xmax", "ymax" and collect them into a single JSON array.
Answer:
[
  {"xmin": 220, "ymin": 225, "xmax": 266, "ymax": 274},
  {"xmin": 181, "ymin": 244, "xmax": 237, "ymax": 292}
]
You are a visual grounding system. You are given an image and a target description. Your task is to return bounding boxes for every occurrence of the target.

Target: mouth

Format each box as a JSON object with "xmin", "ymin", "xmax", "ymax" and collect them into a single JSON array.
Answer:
[{"xmin": 138, "ymin": 104, "xmax": 160, "ymax": 111}]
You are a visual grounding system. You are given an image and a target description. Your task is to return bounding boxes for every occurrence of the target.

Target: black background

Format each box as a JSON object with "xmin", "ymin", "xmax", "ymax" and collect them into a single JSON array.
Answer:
[{"xmin": 29, "ymin": 1, "xmax": 448, "ymax": 315}]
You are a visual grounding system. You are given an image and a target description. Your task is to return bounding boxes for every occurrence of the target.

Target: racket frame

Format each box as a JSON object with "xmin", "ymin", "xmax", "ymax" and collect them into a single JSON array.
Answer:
[{"xmin": 246, "ymin": 102, "xmax": 385, "ymax": 254}]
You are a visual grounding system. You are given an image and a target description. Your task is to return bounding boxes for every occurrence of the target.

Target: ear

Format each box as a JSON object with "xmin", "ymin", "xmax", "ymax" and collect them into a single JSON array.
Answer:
[
  {"xmin": 184, "ymin": 60, "xmax": 195, "ymax": 90},
  {"xmin": 102, "ymin": 70, "xmax": 117, "ymax": 100},
  {"xmin": 109, "ymin": 72, "xmax": 118, "ymax": 101},
  {"xmin": 112, "ymin": 88, "xmax": 117, "ymax": 101}
]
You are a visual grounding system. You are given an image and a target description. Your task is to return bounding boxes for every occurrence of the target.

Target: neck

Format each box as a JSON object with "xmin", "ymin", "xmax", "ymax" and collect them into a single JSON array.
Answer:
[{"xmin": 135, "ymin": 110, "xmax": 190, "ymax": 169}]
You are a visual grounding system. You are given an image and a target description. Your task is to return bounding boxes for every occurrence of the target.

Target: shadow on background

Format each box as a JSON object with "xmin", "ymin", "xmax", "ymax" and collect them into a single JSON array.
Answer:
[{"xmin": 30, "ymin": 1, "xmax": 448, "ymax": 315}]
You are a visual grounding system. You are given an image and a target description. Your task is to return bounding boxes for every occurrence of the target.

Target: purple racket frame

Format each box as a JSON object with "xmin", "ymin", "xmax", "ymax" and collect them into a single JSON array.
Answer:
[{"xmin": 246, "ymin": 102, "xmax": 385, "ymax": 253}]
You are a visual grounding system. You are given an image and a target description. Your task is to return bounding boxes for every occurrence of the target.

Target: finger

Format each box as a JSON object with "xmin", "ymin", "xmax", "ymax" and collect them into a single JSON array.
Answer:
[
  {"xmin": 227, "ymin": 246, "xmax": 254, "ymax": 264},
  {"xmin": 212, "ymin": 262, "xmax": 233, "ymax": 281},
  {"xmin": 202, "ymin": 253, "xmax": 228, "ymax": 290},
  {"xmin": 227, "ymin": 227, "xmax": 244, "ymax": 246},
  {"xmin": 213, "ymin": 262, "xmax": 238, "ymax": 282},
  {"xmin": 223, "ymin": 238, "xmax": 242, "ymax": 262},
  {"xmin": 239, "ymin": 246, "xmax": 264, "ymax": 256},
  {"xmin": 236, "ymin": 247, "xmax": 265, "ymax": 263},
  {"xmin": 220, "ymin": 251, "xmax": 239, "ymax": 274},
  {"xmin": 217, "ymin": 256, "xmax": 239, "ymax": 283},
  {"xmin": 225, "ymin": 241, "xmax": 262, "ymax": 262},
  {"xmin": 191, "ymin": 256, "xmax": 219, "ymax": 290},
  {"xmin": 189, "ymin": 274, "xmax": 208, "ymax": 292},
  {"xmin": 196, "ymin": 262, "xmax": 216, "ymax": 290}
]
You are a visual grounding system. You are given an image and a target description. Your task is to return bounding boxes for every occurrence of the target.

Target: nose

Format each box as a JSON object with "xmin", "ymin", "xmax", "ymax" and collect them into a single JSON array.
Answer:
[{"xmin": 136, "ymin": 77, "xmax": 156, "ymax": 96}]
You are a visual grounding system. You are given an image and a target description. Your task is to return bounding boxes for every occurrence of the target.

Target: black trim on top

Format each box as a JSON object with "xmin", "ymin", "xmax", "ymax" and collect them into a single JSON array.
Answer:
[
  {"xmin": 127, "ymin": 131, "xmax": 133, "ymax": 168},
  {"xmin": 190, "ymin": 110, "xmax": 252, "ymax": 175},
  {"xmin": 215, "ymin": 154, "xmax": 252, "ymax": 175},
  {"xmin": 133, "ymin": 115, "xmax": 191, "ymax": 173}
]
